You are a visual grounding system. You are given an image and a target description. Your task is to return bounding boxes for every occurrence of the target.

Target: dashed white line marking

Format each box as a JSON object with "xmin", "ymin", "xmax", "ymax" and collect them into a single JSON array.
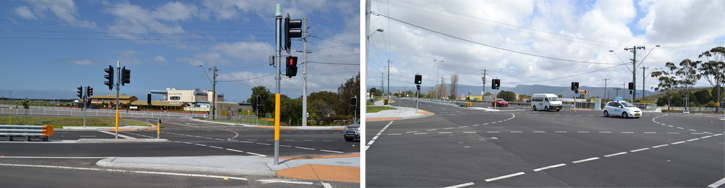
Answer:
[
  {"xmin": 0, "ymin": 163, "xmax": 247, "ymax": 181},
  {"xmin": 677, "ymin": 127, "xmax": 684, "ymax": 129},
  {"xmin": 533, "ymin": 131, "xmax": 545, "ymax": 133},
  {"xmin": 577, "ymin": 131, "xmax": 589, "ymax": 133},
  {"xmin": 208, "ymin": 146, "xmax": 224, "ymax": 150},
  {"xmin": 572, "ymin": 157, "xmax": 600, "ymax": 164},
  {"xmin": 463, "ymin": 132, "xmax": 477, "ymax": 134},
  {"xmin": 701, "ymin": 136, "xmax": 712, "ymax": 139},
  {"xmin": 322, "ymin": 182, "xmax": 333, "ymax": 188},
  {"xmin": 484, "ymin": 172, "xmax": 526, "ymax": 182},
  {"xmin": 599, "ymin": 131, "xmax": 611, "ymax": 134},
  {"xmin": 256, "ymin": 143, "xmax": 271, "ymax": 146},
  {"xmin": 427, "ymin": 129, "xmax": 437, "ymax": 131},
  {"xmin": 667, "ymin": 132, "xmax": 680, "ymax": 134},
  {"xmin": 444, "ymin": 182, "xmax": 475, "ymax": 188},
  {"xmin": 367, "ymin": 121, "xmax": 394, "ymax": 150},
  {"xmin": 708, "ymin": 177, "xmax": 725, "ymax": 188},
  {"xmin": 714, "ymin": 134, "xmax": 723, "ymax": 136},
  {"xmin": 622, "ymin": 132, "xmax": 634, "ymax": 134},
  {"xmin": 487, "ymin": 131, "xmax": 499, "ymax": 133},
  {"xmin": 689, "ymin": 129, "xmax": 697, "ymax": 132},
  {"xmin": 652, "ymin": 144, "xmax": 669, "ymax": 148},
  {"xmin": 671, "ymin": 141, "xmax": 686, "ymax": 145},
  {"xmin": 604, "ymin": 152, "xmax": 627, "ymax": 158},
  {"xmin": 225, "ymin": 148, "xmax": 244, "ymax": 153},
  {"xmin": 687, "ymin": 138, "xmax": 700, "ymax": 142},
  {"xmin": 246, "ymin": 152, "xmax": 266, "ymax": 157},
  {"xmin": 444, "ymin": 127, "xmax": 454, "ymax": 130},
  {"xmin": 533, "ymin": 163, "xmax": 566, "ymax": 172},
  {"xmin": 387, "ymin": 133, "xmax": 402, "ymax": 136},
  {"xmin": 194, "ymin": 144, "xmax": 208, "ymax": 147},
  {"xmin": 692, "ymin": 133, "xmax": 704, "ymax": 135},
  {"xmin": 630, "ymin": 148, "xmax": 650, "ymax": 152},
  {"xmin": 644, "ymin": 132, "xmax": 656, "ymax": 134},
  {"xmin": 294, "ymin": 146, "xmax": 315, "ymax": 150},
  {"xmin": 414, "ymin": 133, "xmax": 428, "ymax": 135},
  {"xmin": 320, "ymin": 149, "xmax": 344, "ymax": 154},
  {"xmin": 257, "ymin": 179, "xmax": 313, "ymax": 185},
  {"xmin": 439, "ymin": 132, "xmax": 452, "ymax": 134},
  {"xmin": 555, "ymin": 131, "xmax": 567, "ymax": 133},
  {"xmin": 510, "ymin": 131, "xmax": 523, "ymax": 133}
]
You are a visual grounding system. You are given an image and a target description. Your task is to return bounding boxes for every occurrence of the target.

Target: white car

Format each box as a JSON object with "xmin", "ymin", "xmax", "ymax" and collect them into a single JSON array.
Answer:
[{"xmin": 603, "ymin": 101, "xmax": 642, "ymax": 118}]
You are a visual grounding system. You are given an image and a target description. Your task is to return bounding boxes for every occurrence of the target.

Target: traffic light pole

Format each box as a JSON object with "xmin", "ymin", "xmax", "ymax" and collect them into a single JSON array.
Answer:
[
  {"xmin": 302, "ymin": 17, "xmax": 308, "ymax": 127},
  {"xmin": 274, "ymin": 4, "xmax": 281, "ymax": 166},
  {"xmin": 82, "ymin": 88, "xmax": 86, "ymax": 129},
  {"xmin": 416, "ymin": 85, "xmax": 419, "ymax": 112},
  {"xmin": 115, "ymin": 61, "xmax": 120, "ymax": 139}
]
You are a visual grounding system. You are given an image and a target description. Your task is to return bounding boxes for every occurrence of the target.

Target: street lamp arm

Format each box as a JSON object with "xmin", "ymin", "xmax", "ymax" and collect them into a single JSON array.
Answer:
[
  {"xmin": 199, "ymin": 65, "xmax": 213, "ymax": 85},
  {"xmin": 637, "ymin": 46, "xmax": 659, "ymax": 69}
]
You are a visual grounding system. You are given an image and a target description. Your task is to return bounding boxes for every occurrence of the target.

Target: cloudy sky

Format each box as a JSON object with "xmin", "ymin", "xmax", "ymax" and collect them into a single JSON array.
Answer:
[
  {"xmin": 1, "ymin": 0, "xmax": 359, "ymax": 102},
  {"xmin": 366, "ymin": 0, "xmax": 725, "ymax": 96}
]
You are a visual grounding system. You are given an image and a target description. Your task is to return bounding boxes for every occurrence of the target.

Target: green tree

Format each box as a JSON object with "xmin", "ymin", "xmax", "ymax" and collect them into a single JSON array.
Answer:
[
  {"xmin": 698, "ymin": 46, "xmax": 725, "ymax": 112},
  {"xmin": 280, "ymin": 96, "xmax": 302, "ymax": 126},
  {"xmin": 308, "ymin": 91, "xmax": 338, "ymax": 124},
  {"xmin": 248, "ymin": 86, "xmax": 273, "ymax": 117},
  {"xmin": 496, "ymin": 90, "xmax": 517, "ymax": 101},
  {"xmin": 693, "ymin": 89, "xmax": 711, "ymax": 105},
  {"xmin": 336, "ymin": 73, "xmax": 360, "ymax": 119}
]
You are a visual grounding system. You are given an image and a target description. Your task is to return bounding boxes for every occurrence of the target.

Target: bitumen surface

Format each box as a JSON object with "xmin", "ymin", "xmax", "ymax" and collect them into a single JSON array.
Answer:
[
  {"xmin": 0, "ymin": 118, "xmax": 360, "ymax": 187},
  {"xmin": 366, "ymin": 97, "xmax": 725, "ymax": 187}
]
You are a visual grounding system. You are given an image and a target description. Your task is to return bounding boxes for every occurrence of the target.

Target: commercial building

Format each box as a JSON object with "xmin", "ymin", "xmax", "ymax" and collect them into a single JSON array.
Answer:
[
  {"xmin": 151, "ymin": 88, "xmax": 224, "ymax": 112},
  {"xmin": 89, "ymin": 94, "xmax": 138, "ymax": 108}
]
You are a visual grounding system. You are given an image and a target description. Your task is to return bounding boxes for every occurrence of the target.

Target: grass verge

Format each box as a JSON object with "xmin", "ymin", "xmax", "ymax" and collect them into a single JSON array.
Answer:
[
  {"xmin": 367, "ymin": 105, "xmax": 396, "ymax": 113},
  {"xmin": 0, "ymin": 116, "xmax": 147, "ymax": 128}
]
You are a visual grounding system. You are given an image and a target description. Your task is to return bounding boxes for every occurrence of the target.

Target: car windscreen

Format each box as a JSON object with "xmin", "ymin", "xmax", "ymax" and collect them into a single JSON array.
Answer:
[
  {"xmin": 621, "ymin": 102, "xmax": 635, "ymax": 107},
  {"xmin": 547, "ymin": 97, "xmax": 560, "ymax": 101}
]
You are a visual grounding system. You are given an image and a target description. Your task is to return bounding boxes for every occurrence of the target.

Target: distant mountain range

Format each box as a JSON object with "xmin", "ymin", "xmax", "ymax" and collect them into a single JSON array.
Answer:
[{"xmin": 369, "ymin": 84, "xmax": 663, "ymax": 99}]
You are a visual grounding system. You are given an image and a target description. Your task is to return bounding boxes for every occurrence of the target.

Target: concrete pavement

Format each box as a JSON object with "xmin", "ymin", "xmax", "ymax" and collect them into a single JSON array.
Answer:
[{"xmin": 366, "ymin": 99, "xmax": 434, "ymax": 122}]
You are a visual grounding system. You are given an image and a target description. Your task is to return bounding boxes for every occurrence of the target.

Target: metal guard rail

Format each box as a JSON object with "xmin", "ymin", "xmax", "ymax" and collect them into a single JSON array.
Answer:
[{"xmin": 0, "ymin": 125, "xmax": 54, "ymax": 141}]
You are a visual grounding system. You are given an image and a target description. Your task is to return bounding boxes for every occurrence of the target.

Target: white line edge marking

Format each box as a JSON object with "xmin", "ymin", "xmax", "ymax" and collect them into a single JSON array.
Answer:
[
  {"xmin": 225, "ymin": 148, "xmax": 244, "ymax": 153},
  {"xmin": 320, "ymin": 149, "xmax": 344, "ymax": 154},
  {"xmin": 572, "ymin": 157, "xmax": 600, "ymax": 164},
  {"xmin": 671, "ymin": 141, "xmax": 686, "ymax": 145},
  {"xmin": 708, "ymin": 177, "xmax": 725, "ymax": 188},
  {"xmin": 533, "ymin": 163, "xmax": 566, "ymax": 172},
  {"xmin": 604, "ymin": 152, "xmax": 627, "ymax": 157},
  {"xmin": 366, "ymin": 121, "xmax": 394, "ymax": 151},
  {"xmin": 256, "ymin": 179, "xmax": 313, "ymax": 185},
  {"xmin": 0, "ymin": 163, "xmax": 247, "ymax": 180},
  {"xmin": 98, "ymin": 130, "xmax": 136, "ymax": 139},
  {"xmin": 687, "ymin": 138, "xmax": 700, "ymax": 142},
  {"xmin": 484, "ymin": 172, "xmax": 526, "ymax": 182},
  {"xmin": 651, "ymin": 144, "xmax": 669, "ymax": 148},
  {"xmin": 322, "ymin": 182, "xmax": 333, "ymax": 188},
  {"xmin": 630, "ymin": 148, "xmax": 650, "ymax": 152},
  {"xmin": 444, "ymin": 182, "xmax": 475, "ymax": 188},
  {"xmin": 295, "ymin": 146, "xmax": 315, "ymax": 150},
  {"xmin": 246, "ymin": 152, "xmax": 266, "ymax": 157}
]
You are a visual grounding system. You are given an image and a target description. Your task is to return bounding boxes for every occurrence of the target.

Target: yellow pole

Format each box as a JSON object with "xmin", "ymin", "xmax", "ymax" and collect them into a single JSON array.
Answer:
[
  {"xmin": 157, "ymin": 120, "xmax": 160, "ymax": 139},
  {"xmin": 115, "ymin": 108, "xmax": 119, "ymax": 133},
  {"xmin": 8, "ymin": 107, "xmax": 12, "ymax": 124},
  {"xmin": 275, "ymin": 94, "xmax": 280, "ymax": 140}
]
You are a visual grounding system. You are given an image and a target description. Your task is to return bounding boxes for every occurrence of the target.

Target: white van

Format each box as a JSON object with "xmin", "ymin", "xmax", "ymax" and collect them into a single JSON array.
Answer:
[{"xmin": 531, "ymin": 93, "xmax": 562, "ymax": 111}]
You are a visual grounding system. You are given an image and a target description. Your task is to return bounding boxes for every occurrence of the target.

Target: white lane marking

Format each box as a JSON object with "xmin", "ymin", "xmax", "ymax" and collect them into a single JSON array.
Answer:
[
  {"xmin": 406, "ymin": 131, "xmax": 418, "ymax": 133},
  {"xmin": 444, "ymin": 182, "xmax": 475, "ymax": 188},
  {"xmin": 237, "ymin": 141, "xmax": 253, "ymax": 144},
  {"xmin": 484, "ymin": 172, "xmax": 526, "ymax": 182},
  {"xmin": 604, "ymin": 152, "xmax": 627, "ymax": 158},
  {"xmin": 687, "ymin": 138, "xmax": 700, "ymax": 142},
  {"xmin": 622, "ymin": 132, "xmax": 634, "ymax": 134},
  {"xmin": 98, "ymin": 130, "xmax": 136, "ymax": 139},
  {"xmin": 459, "ymin": 126, "xmax": 468, "ymax": 128},
  {"xmin": 671, "ymin": 141, "xmax": 686, "ymax": 145},
  {"xmin": 225, "ymin": 148, "xmax": 244, "ymax": 153},
  {"xmin": 322, "ymin": 182, "xmax": 333, "ymax": 188},
  {"xmin": 555, "ymin": 131, "xmax": 567, "ymax": 133},
  {"xmin": 486, "ymin": 131, "xmax": 499, "ymax": 133},
  {"xmin": 0, "ymin": 163, "xmax": 247, "ymax": 180},
  {"xmin": 256, "ymin": 143, "xmax": 271, "ymax": 146},
  {"xmin": 463, "ymin": 132, "xmax": 476, "ymax": 134},
  {"xmin": 414, "ymin": 133, "xmax": 427, "ymax": 135},
  {"xmin": 692, "ymin": 133, "xmax": 705, "ymax": 135},
  {"xmin": 630, "ymin": 148, "xmax": 650, "ymax": 153},
  {"xmin": 708, "ymin": 177, "xmax": 725, "ymax": 188},
  {"xmin": 320, "ymin": 150, "xmax": 344, "ymax": 154},
  {"xmin": 652, "ymin": 144, "xmax": 669, "ymax": 148},
  {"xmin": 677, "ymin": 127, "xmax": 684, "ymax": 129},
  {"xmin": 366, "ymin": 121, "xmax": 394, "ymax": 150},
  {"xmin": 714, "ymin": 134, "xmax": 723, "ymax": 136},
  {"xmin": 599, "ymin": 131, "xmax": 611, "ymax": 133},
  {"xmin": 427, "ymin": 129, "xmax": 437, "ymax": 131},
  {"xmin": 702, "ymin": 136, "xmax": 712, "ymax": 139},
  {"xmin": 294, "ymin": 146, "xmax": 315, "ymax": 150},
  {"xmin": 533, "ymin": 131, "xmax": 545, "ymax": 133},
  {"xmin": 194, "ymin": 144, "xmax": 208, "ymax": 147},
  {"xmin": 533, "ymin": 163, "xmax": 566, "ymax": 172},
  {"xmin": 439, "ymin": 132, "xmax": 452, "ymax": 134},
  {"xmin": 257, "ymin": 179, "xmax": 313, "ymax": 185},
  {"xmin": 444, "ymin": 127, "xmax": 454, "ymax": 130},
  {"xmin": 577, "ymin": 131, "xmax": 589, "ymax": 133},
  {"xmin": 246, "ymin": 152, "xmax": 266, "ymax": 157},
  {"xmin": 689, "ymin": 129, "xmax": 697, "ymax": 131},
  {"xmin": 510, "ymin": 131, "xmax": 522, "ymax": 133},
  {"xmin": 214, "ymin": 139, "xmax": 225, "ymax": 141},
  {"xmin": 483, "ymin": 123, "xmax": 489, "ymax": 125},
  {"xmin": 572, "ymin": 157, "xmax": 600, "ymax": 164},
  {"xmin": 387, "ymin": 133, "xmax": 402, "ymax": 136},
  {"xmin": 208, "ymin": 146, "xmax": 224, "ymax": 150},
  {"xmin": 667, "ymin": 132, "xmax": 680, "ymax": 134},
  {"xmin": 644, "ymin": 132, "xmax": 656, "ymax": 134}
]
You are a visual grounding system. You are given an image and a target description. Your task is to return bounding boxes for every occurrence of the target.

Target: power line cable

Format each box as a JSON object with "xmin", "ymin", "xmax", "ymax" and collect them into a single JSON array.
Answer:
[{"xmin": 218, "ymin": 73, "xmax": 274, "ymax": 82}]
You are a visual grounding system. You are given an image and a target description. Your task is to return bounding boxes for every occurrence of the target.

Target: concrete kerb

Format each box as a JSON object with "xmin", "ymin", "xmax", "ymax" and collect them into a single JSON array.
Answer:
[
  {"xmin": 366, "ymin": 106, "xmax": 434, "ymax": 122},
  {"xmin": 188, "ymin": 118, "xmax": 346, "ymax": 130},
  {"xmin": 95, "ymin": 155, "xmax": 361, "ymax": 179}
]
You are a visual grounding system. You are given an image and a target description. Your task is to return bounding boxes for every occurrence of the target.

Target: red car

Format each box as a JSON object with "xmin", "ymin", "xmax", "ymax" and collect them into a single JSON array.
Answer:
[{"xmin": 492, "ymin": 98, "xmax": 509, "ymax": 107}]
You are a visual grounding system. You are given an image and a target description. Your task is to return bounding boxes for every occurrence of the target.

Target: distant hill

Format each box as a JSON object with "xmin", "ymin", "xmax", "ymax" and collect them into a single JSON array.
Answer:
[{"xmin": 371, "ymin": 84, "xmax": 663, "ymax": 99}]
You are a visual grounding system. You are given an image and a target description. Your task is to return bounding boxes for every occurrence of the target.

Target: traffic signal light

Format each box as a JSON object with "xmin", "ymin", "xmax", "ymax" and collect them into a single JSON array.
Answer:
[
  {"xmin": 86, "ymin": 86, "xmax": 93, "ymax": 97},
  {"xmin": 256, "ymin": 95, "xmax": 261, "ymax": 106},
  {"xmin": 121, "ymin": 66, "xmax": 131, "ymax": 86},
  {"xmin": 286, "ymin": 56, "xmax": 298, "ymax": 77},
  {"xmin": 628, "ymin": 82, "xmax": 634, "ymax": 90},
  {"xmin": 350, "ymin": 97, "xmax": 356, "ymax": 106},
  {"xmin": 414, "ymin": 74, "xmax": 422, "ymax": 84},
  {"xmin": 147, "ymin": 94, "xmax": 152, "ymax": 106},
  {"xmin": 416, "ymin": 84, "xmax": 421, "ymax": 90},
  {"xmin": 284, "ymin": 15, "xmax": 302, "ymax": 52},
  {"xmin": 104, "ymin": 65, "xmax": 114, "ymax": 90},
  {"xmin": 77, "ymin": 86, "xmax": 83, "ymax": 98},
  {"xmin": 492, "ymin": 79, "xmax": 500, "ymax": 89},
  {"xmin": 571, "ymin": 82, "xmax": 579, "ymax": 90}
]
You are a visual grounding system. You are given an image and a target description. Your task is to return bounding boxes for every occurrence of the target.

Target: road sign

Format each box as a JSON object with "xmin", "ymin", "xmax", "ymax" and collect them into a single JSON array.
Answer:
[
  {"xmin": 575, "ymin": 94, "xmax": 580, "ymax": 97},
  {"xmin": 642, "ymin": 100, "xmax": 646, "ymax": 104},
  {"xmin": 717, "ymin": 102, "xmax": 721, "ymax": 107}
]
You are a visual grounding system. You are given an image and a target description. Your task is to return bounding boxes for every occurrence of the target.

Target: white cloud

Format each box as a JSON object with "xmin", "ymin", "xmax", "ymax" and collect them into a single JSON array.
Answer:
[
  {"xmin": 105, "ymin": 1, "xmax": 196, "ymax": 41},
  {"xmin": 639, "ymin": 0, "xmax": 725, "ymax": 44},
  {"xmin": 12, "ymin": 6, "xmax": 36, "ymax": 20},
  {"xmin": 153, "ymin": 56, "xmax": 167, "ymax": 62},
  {"xmin": 152, "ymin": 2, "xmax": 199, "ymax": 21},
  {"xmin": 68, "ymin": 60, "xmax": 94, "ymax": 65},
  {"xmin": 211, "ymin": 41, "xmax": 274, "ymax": 60},
  {"xmin": 17, "ymin": 0, "xmax": 96, "ymax": 28}
]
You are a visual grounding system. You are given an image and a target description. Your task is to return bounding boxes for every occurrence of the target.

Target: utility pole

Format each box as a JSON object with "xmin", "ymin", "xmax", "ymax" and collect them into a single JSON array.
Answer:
[
  {"xmin": 624, "ymin": 46, "xmax": 645, "ymax": 102},
  {"xmin": 381, "ymin": 72, "xmax": 384, "ymax": 95},
  {"xmin": 115, "ymin": 61, "xmax": 120, "ymax": 139},
  {"xmin": 211, "ymin": 66, "xmax": 218, "ymax": 121},
  {"xmin": 603, "ymin": 78, "xmax": 609, "ymax": 101},
  {"xmin": 387, "ymin": 59, "xmax": 391, "ymax": 101},
  {"xmin": 482, "ymin": 68, "xmax": 487, "ymax": 96},
  {"xmin": 641, "ymin": 66, "xmax": 648, "ymax": 101},
  {"xmin": 434, "ymin": 59, "xmax": 442, "ymax": 100},
  {"xmin": 301, "ymin": 17, "xmax": 309, "ymax": 127},
  {"xmin": 274, "ymin": 4, "xmax": 282, "ymax": 165}
]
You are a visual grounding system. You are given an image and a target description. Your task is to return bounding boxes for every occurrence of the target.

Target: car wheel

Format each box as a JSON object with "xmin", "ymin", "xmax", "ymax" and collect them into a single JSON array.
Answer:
[
  {"xmin": 622, "ymin": 112, "xmax": 628, "ymax": 118},
  {"xmin": 556, "ymin": 109, "xmax": 560, "ymax": 112},
  {"xmin": 533, "ymin": 106, "xmax": 537, "ymax": 110},
  {"xmin": 604, "ymin": 111, "xmax": 609, "ymax": 117},
  {"xmin": 345, "ymin": 137, "xmax": 353, "ymax": 142},
  {"xmin": 544, "ymin": 106, "xmax": 549, "ymax": 111}
]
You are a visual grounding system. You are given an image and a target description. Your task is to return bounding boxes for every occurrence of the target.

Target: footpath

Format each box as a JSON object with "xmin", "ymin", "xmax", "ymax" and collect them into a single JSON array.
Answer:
[{"xmin": 366, "ymin": 99, "xmax": 435, "ymax": 122}]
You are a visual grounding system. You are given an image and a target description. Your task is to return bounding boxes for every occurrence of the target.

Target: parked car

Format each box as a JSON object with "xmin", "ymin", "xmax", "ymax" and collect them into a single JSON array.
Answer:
[
  {"xmin": 492, "ymin": 98, "xmax": 509, "ymax": 107},
  {"xmin": 603, "ymin": 101, "xmax": 642, "ymax": 118},
  {"xmin": 343, "ymin": 120, "xmax": 360, "ymax": 142}
]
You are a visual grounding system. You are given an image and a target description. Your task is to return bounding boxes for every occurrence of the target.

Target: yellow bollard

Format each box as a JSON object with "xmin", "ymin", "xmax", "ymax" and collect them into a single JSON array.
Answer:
[
  {"xmin": 157, "ymin": 119, "xmax": 160, "ymax": 139},
  {"xmin": 8, "ymin": 107, "xmax": 12, "ymax": 124}
]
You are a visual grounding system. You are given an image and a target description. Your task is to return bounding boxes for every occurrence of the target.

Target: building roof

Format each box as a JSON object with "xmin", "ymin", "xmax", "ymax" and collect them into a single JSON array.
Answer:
[
  {"xmin": 129, "ymin": 100, "xmax": 186, "ymax": 107},
  {"xmin": 90, "ymin": 94, "xmax": 136, "ymax": 100}
]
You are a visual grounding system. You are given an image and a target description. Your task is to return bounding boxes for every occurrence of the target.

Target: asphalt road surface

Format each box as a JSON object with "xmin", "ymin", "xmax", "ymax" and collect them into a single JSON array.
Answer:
[
  {"xmin": 0, "ymin": 118, "xmax": 359, "ymax": 187},
  {"xmin": 367, "ymin": 98, "xmax": 725, "ymax": 187}
]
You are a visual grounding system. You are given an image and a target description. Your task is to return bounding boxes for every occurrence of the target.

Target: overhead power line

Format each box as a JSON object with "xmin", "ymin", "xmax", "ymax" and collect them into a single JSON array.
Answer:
[
  {"xmin": 308, "ymin": 61, "xmax": 359, "ymax": 65},
  {"xmin": 218, "ymin": 73, "xmax": 274, "ymax": 82},
  {"xmin": 371, "ymin": 12, "xmax": 618, "ymax": 65}
]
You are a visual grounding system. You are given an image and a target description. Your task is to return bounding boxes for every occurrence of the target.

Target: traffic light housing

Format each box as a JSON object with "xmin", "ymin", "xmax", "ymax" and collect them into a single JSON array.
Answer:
[
  {"xmin": 350, "ymin": 97, "xmax": 356, "ymax": 106},
  {"xmin": 86, "ymin": 86, "xmax": 93, "ymax": 97},
  {"xmin": 286, "ymin": 56, "xmax": 298, "ymax": 77},
  {"xmin": 416, "ymin": 84, "xmax": 421, "ymax": 90},
  {"xmin": 571, "ymin": 82, "xmax": 579, "ymax": 90},
  {"xmin": 77, "ymin": 86, "xmax": 83, "ymax": 98},
  {"xmin": 284, "ymin": 16, "xmax": 302, "ymax": 52},
  {"xmin": 121, "ymin": 66, "xmax": 131, "ymax": 86},
  {"xmin": 147, "ymin": 94, "xmax": 152, "ymax": 106},
  {"xmin": 628, "ymin": 82, "xmax": 634, "ymax": 90},
  {"xmin": 104, "ymin": 65, "xmax": 114, "ymax": 90},
  {"xmin": 492, "ymin": 79, "xmax": 500, "ymax": 89},
  {"xmin": 414, "ymin": 74, "xmax": 422, "ymax": 84}
]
